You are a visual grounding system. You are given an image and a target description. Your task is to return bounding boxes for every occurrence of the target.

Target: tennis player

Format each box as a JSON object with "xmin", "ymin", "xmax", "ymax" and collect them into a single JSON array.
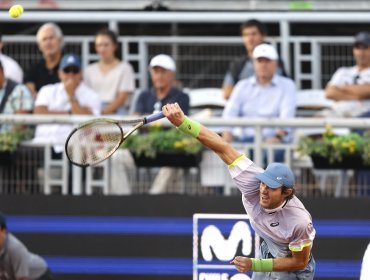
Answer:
[{"xmin": 162, "ymin": 103, "xmax": 316, "ymax": 279}]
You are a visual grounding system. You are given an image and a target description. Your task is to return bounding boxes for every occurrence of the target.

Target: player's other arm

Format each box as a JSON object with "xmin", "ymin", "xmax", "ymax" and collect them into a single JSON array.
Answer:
[
  {"xmin": 163, "ymin": 103, "xmax": 240, "ymax": 165},
  {"xmin": 231, "ymin": 245, "xmax": 311, "ymax": 273},
  {"xmin": 273, "ymin": 245, "xmax": 312, "ymax": 271}
]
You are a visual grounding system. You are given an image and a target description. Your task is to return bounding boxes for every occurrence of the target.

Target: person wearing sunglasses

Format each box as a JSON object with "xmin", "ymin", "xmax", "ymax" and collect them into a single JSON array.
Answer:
[{"xmin": 33, "ymin": 53, "xmax": 101, "ymax": 156}]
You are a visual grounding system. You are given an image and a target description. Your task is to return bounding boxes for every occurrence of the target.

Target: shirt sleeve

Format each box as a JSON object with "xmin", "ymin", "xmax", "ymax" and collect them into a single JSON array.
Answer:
[
  {"xmin": 222, "ymin": 80, "xmax": 245, "ymax": 118},
  {"xmin": 119, "ymin": 62, "xmax": 135, "ymax": 93},
  {"xmin": 10, "ymin": 85, "xmax": 34, "ymax": 112},
  {"xmin": 83, "ymin": 66, "xmax": 93, "ymax": 88},
  {"xmin": 134, "ymin": 91, "xmax": 145, "ymax": 114},
  {"xmin": 228, "ymin": 155, "xmax": 264, "ymax": 200},
  {"xmin": 34, "ymin": 85, "xmax": 52, "ymax": 107},
  {"xmin": 222, "ymin": 81, "xmax": 244, "ymax": 132},
  {"xmin": 289, "ymin": 220, "xmax": 316, "ymax": 252},
  {"xmin": 176, "ymin": 93, "xmax": 190, "ymax": 115},
  {"xmin": 328, "ymin": 67, "xmax": 352, "ymax": 86},
  {"xmin": 9, "ymin": 240, "xmax": 30, "ymax": 278},
  {"xmin": 222, "ymin": 71, "xmax": 235, "ymax": 87},
  {"xmin": 84, "ymin": 88, "xmax": 102, "ymax": 116}
]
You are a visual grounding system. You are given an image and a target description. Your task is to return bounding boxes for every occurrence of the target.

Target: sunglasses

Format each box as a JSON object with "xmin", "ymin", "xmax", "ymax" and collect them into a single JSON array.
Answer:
[{"xmin": 63, "ymin": 67, "xmax": 80, "ymax": 74}]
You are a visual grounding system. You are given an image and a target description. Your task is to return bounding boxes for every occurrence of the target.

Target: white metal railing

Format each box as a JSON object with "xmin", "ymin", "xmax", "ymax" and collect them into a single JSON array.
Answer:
[
  {"xmin": 2, "ymin": 114, "xmax": 370, "ymax": 168},
  {"xmin": 1, "ymin": 115, "xmax": 369, "ymax": 197}
]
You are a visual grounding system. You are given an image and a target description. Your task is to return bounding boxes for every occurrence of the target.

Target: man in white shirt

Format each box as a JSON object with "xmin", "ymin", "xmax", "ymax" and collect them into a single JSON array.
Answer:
[
  {"xmin": 33, "ymin": 53, "xmax": 101, "ymax": 153},
  {"xmin": 324, "ymin": 31, "xmax": 370, "ymax": 117},
  {"xmin": 0, "ymin": 34, "xmax": 23, "ymax": 84}
]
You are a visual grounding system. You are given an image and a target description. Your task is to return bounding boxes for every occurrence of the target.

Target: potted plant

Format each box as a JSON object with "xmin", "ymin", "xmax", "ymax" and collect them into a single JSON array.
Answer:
[
  {"xmin": 122, "ymin": 124, "xmax": 203, "ymax": 167},
  {"xmin": 297, "ymin": 124, "xmax": 370, "ymax": 169},
  {"xmin": 0, "ymin": 127, "xmax": 33, "ymax": 166}
]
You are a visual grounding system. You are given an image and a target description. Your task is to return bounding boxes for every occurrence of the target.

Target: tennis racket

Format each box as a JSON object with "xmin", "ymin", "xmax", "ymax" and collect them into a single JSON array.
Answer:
[{"xmin": 65, "ymin": 111, "xmax": 165, "ymax": 167}]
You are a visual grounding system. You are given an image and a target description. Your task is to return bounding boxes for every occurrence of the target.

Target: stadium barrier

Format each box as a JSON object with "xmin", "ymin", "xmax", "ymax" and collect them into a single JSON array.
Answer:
[
  {"xmin": 1, "ymin": 114, "xmax": 370, "ymax": 197},
  {"xmin": 0, "ymin": 195, "xmax": 368, "ymax": 280}
]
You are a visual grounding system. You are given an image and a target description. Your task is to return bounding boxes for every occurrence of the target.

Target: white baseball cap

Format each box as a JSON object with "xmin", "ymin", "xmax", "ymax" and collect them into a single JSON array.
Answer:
[
  {"xmin": 149, "ymin": 54, "xmax": 176, "ymax": 71},
  {"xmin": 253, "ymin": 43, "xmax": 278, "ymax": 60}
]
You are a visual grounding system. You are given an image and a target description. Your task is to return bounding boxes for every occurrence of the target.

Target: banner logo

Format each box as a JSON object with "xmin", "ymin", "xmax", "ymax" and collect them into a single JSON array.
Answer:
[{"xmin": 193, "ymin": 214, "xmax": 258, "ymax": 280}]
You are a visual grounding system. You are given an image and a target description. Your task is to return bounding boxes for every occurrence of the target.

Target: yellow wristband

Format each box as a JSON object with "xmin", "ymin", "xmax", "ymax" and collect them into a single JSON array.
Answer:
[
  {"xmin": 251, "ymin": 258, "xmax": 273, "ymax": 272},
  {"xmin": 177, "ymin": 117, "xmax": 201, "ymax": 138}
]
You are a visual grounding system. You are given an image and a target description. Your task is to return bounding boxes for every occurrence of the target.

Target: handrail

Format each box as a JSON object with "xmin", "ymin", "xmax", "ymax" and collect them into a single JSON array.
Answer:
[{"xmin": 1, "ymin": 114, "xmax": 370, "ymax": 129}]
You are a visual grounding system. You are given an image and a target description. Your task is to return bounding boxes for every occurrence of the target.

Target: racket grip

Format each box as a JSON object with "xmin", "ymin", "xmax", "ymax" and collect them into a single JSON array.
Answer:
[{"xmin": 144, "ymin": 111, "xmax": 165, "ymax": 124}]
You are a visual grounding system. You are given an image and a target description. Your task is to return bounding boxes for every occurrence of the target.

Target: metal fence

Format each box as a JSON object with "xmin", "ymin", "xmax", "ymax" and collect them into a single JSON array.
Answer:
[
  {"xmin": 0, "ymin": 115, "xmax": 369, "ymax": 198},
  {"xmin": 2, "ymin": 35, "xmax": 355, "ymax": 90}
]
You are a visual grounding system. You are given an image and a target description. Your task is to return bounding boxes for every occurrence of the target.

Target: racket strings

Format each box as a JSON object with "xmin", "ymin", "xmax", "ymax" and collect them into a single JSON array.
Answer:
[{"xmin": 66, "ymin": 122, "xmax": 123, "ymax": 165}]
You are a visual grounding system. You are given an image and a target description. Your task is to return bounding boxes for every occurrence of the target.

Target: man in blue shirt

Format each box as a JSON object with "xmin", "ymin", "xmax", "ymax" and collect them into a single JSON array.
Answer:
[
  {"xmin": 222, "ymin": 44, "xmax": 296, "ymax": 163},
  {"xmin": 134, "ymin": 54, "xmax": 189, "ymax": 115},
  {"xmin": 130, "ymin": 54, "xmax": 190, "ymax": 194}
]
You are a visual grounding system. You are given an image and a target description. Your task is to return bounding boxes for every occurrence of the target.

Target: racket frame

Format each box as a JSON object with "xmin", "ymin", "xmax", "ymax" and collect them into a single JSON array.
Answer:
[{"xmin": 65, "ymin": 112, "xmax": 164, "ymax": 167}]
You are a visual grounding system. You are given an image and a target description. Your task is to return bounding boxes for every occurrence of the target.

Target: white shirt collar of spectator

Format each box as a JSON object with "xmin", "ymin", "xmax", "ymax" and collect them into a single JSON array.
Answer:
[{"xmin": 251, "ymin": 74, "xmax": 279, "ymax": 87}]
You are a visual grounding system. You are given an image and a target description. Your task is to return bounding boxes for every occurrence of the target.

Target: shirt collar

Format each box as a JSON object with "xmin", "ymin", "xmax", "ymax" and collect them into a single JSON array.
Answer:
[
  {"xmin": 251, "ymin": 74, "xmax": 279, "ymax": 86},
  {"xmin": 263, "ymin": 199, "xmax": 289, "ymax": 214}
]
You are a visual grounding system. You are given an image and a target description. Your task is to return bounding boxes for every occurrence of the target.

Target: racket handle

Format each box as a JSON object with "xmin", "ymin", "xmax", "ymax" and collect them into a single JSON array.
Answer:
[{"xmin": 144, "ymin": 111, "xmax": 165, "ymax": 124}]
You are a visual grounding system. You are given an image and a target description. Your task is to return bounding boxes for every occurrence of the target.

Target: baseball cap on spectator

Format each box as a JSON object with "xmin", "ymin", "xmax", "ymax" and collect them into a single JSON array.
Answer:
[
  {"xmin": 149, "ymin": 54, "xmax": 176, "ymax": 71},
  {"xmin": 253, "ymin": 43, "xmax": 278, "ymax": 60},
  {"xmin": 255, "ymin": 162, "xmax": 295, "ymax": 189},
  {"xmin": 354, "ymin": 31, "xmax": 370, "ymax": 47},
  {"xmin": 0, "ymin": 211, "xmax": 7, "ymax": 229},
  {"xmin": 59, "ymin": 54, "xmax": 81, "ymax": 71}
]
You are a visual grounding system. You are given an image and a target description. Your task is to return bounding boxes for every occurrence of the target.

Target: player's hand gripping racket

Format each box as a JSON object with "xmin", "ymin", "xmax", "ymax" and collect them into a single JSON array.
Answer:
[{"xmin": 65, "ymin": 112, "xmax": 165, "ymax": 167}]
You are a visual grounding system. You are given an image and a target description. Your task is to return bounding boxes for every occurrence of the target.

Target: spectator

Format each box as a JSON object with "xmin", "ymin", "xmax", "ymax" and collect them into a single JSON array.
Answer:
[
  {"xmin": 113, "ymin": 54, "xmax": 190, "ymax": 195},
  {"xmin": 84, "ymin": 28, "xmax": 135, "ymax": 115},
  {"xmin": 0, "ymin": 60, "xmax": 33, "ymax": 132},
  {"xmin": 24, "ymin": 22, "xmax": 63, "ymax": 97},
  {"xmin": 222, "ymin": 44, "xmax": 296, "ymax": 163},
  {"xmin": 0, "ymin": 60, "xmax": 32, "ymax": 115},
  {"xmin": 0, "ymin": 211, "xmax": 53, "ymax": 280},
  {"xmin": 33, "ymin": 53, "xmax": 101, "ymax": 154},
  {"xmin": 134, "ymin": 54, "xmax": 189, "ymax": 115},
  {"xmin": 137, "ymin": 54, "xmax": 189, "ymax": 194},
  {"xmin": 322, "ymin": 31, "xmax": 370, "ymax": 195},
  {"xmin": 222, "ymin": 19, "xmax": 288, "ymax": 100},
  {"xmin": 322, "ymin": 31, "xmax": 370, "ymax": 117},
  {"xmin": 0, "ymin": 34, "xmax": 23, "ymax": 83}
]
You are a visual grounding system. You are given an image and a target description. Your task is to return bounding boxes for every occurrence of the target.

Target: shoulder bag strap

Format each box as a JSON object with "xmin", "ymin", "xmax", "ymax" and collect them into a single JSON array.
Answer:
[{"xmin": 0, "ymin": 79, "xmax": 18, "ymax": 114}]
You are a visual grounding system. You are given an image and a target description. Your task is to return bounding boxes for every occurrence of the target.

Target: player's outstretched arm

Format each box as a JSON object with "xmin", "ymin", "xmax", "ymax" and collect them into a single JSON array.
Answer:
[{"xmin": 163, "ymin": 103, "xmax": 240, "ymax": 165}]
